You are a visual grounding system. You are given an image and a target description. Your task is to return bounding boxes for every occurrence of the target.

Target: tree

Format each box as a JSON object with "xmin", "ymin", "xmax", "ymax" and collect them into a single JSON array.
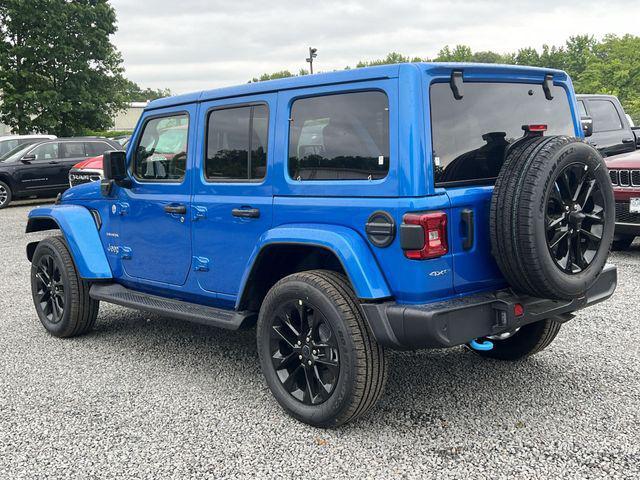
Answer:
[
  {"xmin": 435, "ymin": 45, "xmax": 473, "ymax": 62},
  {"xmin": 121, "ymin": 78, "xmax": 171, "ymax": 102},
  {"xmin": 0, "ymin": 0, "xmax": 127, "ymax": 136},
  {"xmin": 250, "ymin": 69, "xmax": 308, "ymax": 83}
]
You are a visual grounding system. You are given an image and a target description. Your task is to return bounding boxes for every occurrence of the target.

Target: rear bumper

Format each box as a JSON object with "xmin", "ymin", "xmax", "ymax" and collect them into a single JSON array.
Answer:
[{"xmin": 361, "ymin": 264, "xmax": 617, "ymax": 350}]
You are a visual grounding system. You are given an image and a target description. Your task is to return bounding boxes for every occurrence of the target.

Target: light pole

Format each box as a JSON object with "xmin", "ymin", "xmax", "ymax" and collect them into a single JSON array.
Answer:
[{"xmin": 306, "ymin": 47, "xmax": 317, "ymax": 74}]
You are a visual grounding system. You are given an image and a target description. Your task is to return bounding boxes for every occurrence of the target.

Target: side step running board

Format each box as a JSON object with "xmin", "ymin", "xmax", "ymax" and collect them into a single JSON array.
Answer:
[{"xmin": 89, "ymin": 283, "xmax": 254, "ymax": 330}]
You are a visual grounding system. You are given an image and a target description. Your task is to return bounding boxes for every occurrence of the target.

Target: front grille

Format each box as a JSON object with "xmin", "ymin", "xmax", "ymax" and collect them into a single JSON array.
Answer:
[
  {"xmin": 615, "ymin": 202, "xmax": 640, "ymax": 224},
  {"xmin": 69, "ymin": 172, "xmax": 101, "ymax": 187},
  {"xmin": 610, "ymin": 169, "xmax": 640, "ymax": 187},
  {"xmin": 610, "ymin": 170, "xmax": 618, "ymax": 185}
]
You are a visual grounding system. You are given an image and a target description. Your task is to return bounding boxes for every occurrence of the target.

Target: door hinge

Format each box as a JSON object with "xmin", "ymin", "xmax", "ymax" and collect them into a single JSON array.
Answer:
[
  {"xmin": 111, "ymin": 202, "xmax": 130, "ymax": 216},
  {"xmin": 193, "ymin": 256, "xmax": 210, "ymax": 272},
  {"xmin": 120, "ymin": 246, "xmax": 132, "ymax": 260},
  {"xmin": 192, "ymin": 205, "xmax": 208, "ymax": 221}
]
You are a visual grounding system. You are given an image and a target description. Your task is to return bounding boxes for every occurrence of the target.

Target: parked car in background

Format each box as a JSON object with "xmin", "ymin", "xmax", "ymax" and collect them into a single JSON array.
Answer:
[
  {"xmin": 0, "ymin": 134, "xmax": 57, "ymax": 158},
  {"xmin": 68, "ymin": 137, "xmax": 130, "ymax": 187},
  {"xmin": 0, "ymin": 137, "xmax": 121, "ymax": 208},
  {"xmin": 577, "ymin": 94, "xmax": 637, "ymax": 157},
  {"xmin": 606, "ymin": 150, "xmax": 640, "ymax": 249}
]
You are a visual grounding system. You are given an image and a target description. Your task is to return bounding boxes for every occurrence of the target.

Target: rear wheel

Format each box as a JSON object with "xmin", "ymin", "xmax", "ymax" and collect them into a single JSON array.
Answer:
[
  {"xmin": 473, "ymin": 318, "xmax": 562, "ymax": 361},
  {"xmin": 30, "ymin": 236, "xmax": 99, "ymax": 337},
  {"xmin": 0, "ymin": 180, "xmax": 12, "ymax": 209},
  {"xmin": 256, "ymin": 270, "xmax": 387, "ymax": 427}
]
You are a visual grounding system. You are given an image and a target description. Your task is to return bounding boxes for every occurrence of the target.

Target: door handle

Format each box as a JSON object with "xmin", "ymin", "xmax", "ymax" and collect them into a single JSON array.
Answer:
[
  {"xmin": 164, "ymin": 204, "xmax": 187, "ymax": 214},
  {"xmin": 622, "ymin": 137, "xmax": 635, "ymax": 144},
  {"xmin": 232, "ymin": 207, "xmax": 260, "ymax": 218},
  {"xmin": 461, "ymin": 208, "xmax": 474, "ymax": 251}
]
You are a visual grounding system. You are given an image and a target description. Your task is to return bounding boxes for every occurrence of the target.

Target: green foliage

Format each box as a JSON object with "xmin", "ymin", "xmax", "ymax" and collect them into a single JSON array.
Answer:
[
  {"xmin": 250, "ymin": 69, "xmax": 308, "ymax": 83},
  {"xmin": 121, "ymin": 79, "xmax": 171, "ymax": 102},
  {"xmin": 0, "ymin": 0, "xmax": 128, "ymax": 136},
  {"xmin": 83, "ymin": 129, "xmax": 130, "ymax": 138}
]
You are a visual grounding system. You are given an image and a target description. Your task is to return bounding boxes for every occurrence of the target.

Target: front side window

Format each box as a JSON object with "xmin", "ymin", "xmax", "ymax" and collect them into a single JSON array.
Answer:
[
  {"xmin": 133, "ymin": 114, "xmax": 188, "ymax": 181},
  {"xmin": 430, "ymin": 82, "xmax": 574, "ymax": 185},
  {"xmin": 0, "ymin": 139, "xmax": 19, "ymax": 156},
  {"xmin": 205, "ymin": 104, "xmax": 268, "ymax": 181},
  {"xmin": 288, "ymin": 91, "xmax": 389, "ymax": 181},
  {"xmin": 31, "ymin": 143, "xmax": 59, "ymax": 161},
  {"xmin": 590, "ymin": 100, "xmax": 622, "ymax": 132}
]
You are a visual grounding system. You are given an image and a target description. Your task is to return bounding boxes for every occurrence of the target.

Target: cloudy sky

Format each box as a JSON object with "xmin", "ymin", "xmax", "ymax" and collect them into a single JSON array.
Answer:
[{"xmin": 109, "ymin": 0, "xmax": 640, "ymax": 95}]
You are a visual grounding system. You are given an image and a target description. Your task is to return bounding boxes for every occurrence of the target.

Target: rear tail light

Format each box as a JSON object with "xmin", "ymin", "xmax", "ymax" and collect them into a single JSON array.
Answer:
[{"xmin": 402, "ymin": 212, "xmax": 448, "ymax": 260}]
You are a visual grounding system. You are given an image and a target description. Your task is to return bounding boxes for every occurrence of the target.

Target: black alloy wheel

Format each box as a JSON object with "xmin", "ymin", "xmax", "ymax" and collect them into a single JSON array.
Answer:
[
  {"xmin": 34, "ymin": 254, "xmax": 66, "ymax": 324},
  {"xmin": 269, "ymin": 299, "xmax": 340, "ymax": 405},
  {"xmin": 545, "ymin": 162, "xmax": 606, "ymax": 274}
]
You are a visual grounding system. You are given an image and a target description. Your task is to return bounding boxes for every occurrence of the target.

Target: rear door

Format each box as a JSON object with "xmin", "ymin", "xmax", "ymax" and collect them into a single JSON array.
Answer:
[
  {"xmin": 429, "ymin": 80, "xmax": 576, "ymax": 294},
  {"xmin": 191, "ymin": 94, "xmax": 275, "ymax": 304},
  {"xmin": 58, "ymin": 141, "xmax": 89, "ymax": 184}
]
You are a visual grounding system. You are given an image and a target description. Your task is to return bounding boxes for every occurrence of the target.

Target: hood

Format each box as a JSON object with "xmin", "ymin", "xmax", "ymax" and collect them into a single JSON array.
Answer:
[
  {"xmin": 72, "ymin": 155, "xmax": 104, "ymax": 170},
  {"xmin": 606, "ymin": 150, "xmax": 640, "ymax": 170}
]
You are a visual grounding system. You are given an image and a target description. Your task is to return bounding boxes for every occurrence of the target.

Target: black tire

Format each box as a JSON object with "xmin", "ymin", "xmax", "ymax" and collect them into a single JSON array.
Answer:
[
  {"xmin": 491, "ymin": 136, "xmax": 615, "ymax": 300},
  {"xmin": 611, "ymin": 235, "xmax": 635, "ymax": 251},
  {"xmin": 30, "ymin": 236, "xmax": 99, "ymax": 337},
  {"xmin": 257, "ymin": 270, "xmax": 387, "ymax": 428},
  {"xmin": 474, "ymin": 318, "xmax": 562, "ymax": 361},
  {"xmin": 0, "ymin": 180, "xmax": 12, "ymax": 209}
]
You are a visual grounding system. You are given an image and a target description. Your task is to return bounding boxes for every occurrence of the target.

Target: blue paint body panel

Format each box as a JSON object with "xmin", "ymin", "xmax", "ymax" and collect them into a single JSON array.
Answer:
[
  {"xmin": 27, "ymin": 205, "xmax": 112, "ymax": 280},
  {"xmin": 34, "ymin": 62, "xmax": 583, "ymax": 313}
]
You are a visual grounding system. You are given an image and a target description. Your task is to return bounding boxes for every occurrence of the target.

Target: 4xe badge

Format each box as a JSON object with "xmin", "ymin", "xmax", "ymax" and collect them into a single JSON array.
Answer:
[{"xmin": 429, "ymin": 269, "xmax": 449, "ymax": 277}]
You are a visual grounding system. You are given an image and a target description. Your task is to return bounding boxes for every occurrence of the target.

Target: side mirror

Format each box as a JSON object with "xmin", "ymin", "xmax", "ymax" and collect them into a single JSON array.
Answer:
[
  {"xmin": 102, "ymin": 150, "xmax": 131, "ymax": 193},
  {"xmin": 21, "ymin": 154, "xmax": 36, "ymax": 164},
  {"xmin": 581, "ymin": 116, "xmax": 593, "ymax": 138}
]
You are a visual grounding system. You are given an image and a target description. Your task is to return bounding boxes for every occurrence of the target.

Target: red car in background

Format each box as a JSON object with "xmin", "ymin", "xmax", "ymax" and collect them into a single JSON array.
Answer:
[
  {"xmin": 607, "ymin": 150, "xmax": 640, "ymax": 249},
  {"xmin": 68, "ymin": 136, "xmax": 129, "ymax": 188}
]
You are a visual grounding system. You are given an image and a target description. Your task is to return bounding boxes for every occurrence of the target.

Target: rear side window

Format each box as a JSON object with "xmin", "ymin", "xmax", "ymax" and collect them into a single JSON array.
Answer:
[
  {"xmin": 85, "ymin": 142, "xmax": 112, "ymax": 157},
  {"xmin": 430, "ymin": 82, "xmax": 574, "ymax": 185},
  {"xmin": 590, "ymin": 100, "xmax": 622, "ymax": 132},
  {"xmin": 133, "ymin": 114, "xmax": 189, "ymax": 181},
  {"xmin": 60, "ymin": 142, "xmax": 86, "ymax": 159},
  {"xmin": 205, "ymin": 104, "xmax": 268, "ymax": 181},
  {"xmin": 288, "ymin": 91, "xmax": 389, "ymax": 181}
]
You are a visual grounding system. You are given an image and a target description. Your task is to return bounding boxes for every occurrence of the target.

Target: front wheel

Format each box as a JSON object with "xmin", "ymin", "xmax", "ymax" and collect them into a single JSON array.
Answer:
[
  {"xmin": 30, "ymin": 236, "xmax": 99, "ymax": 337},
  {"xmin": 256, "ymin": 270, "xmax": 387, "ymax": 428}
]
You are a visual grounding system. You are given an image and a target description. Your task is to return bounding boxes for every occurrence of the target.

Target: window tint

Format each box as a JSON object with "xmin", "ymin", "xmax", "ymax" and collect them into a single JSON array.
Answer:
[
  {"xmin": 288, "ymin": 91, "xmax": 389, "ymax": 181},
  {"xmin": 590, "ymin": 100, "xmax": 622, "ymax": 132},
  {"xmin": 430, "ymin": 82, "xmax": 574, "ymax": 185},
  {"xmin": 85, "ymin": 142, "xmax": 112, "ymax": 157},
  {"xmin": 0, "ymin": 139, "xmax": 19, "ymax": 156},
  {"xmin": 205, "ymin": 104, "xmax": 268, "ymax": 181},
  {"xmin": 133, "ymin": 114, "xmax": 188, "ymax": 181},
  {"xmin": 31, "ymin": 143, "xmax": 59, "ymax": 161},
  {"xmin": 578, "ymin": 100, "xmax": 587, "ymax": 117},
  {"xmin": 60, "ymin": 142, "xmax": 86, "ymax": 159}
]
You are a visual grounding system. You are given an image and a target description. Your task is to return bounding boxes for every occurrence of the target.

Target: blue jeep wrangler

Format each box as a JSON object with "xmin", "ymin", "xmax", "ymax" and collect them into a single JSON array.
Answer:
[{"xmin": 26, "ymin": 63, "xmax": 617, "ymax": 427}]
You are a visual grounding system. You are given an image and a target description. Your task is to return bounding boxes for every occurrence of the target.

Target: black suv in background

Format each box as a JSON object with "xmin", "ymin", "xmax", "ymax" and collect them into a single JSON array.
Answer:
[
  {"xmin": 0, "ymin": 137, "xmax": 121, "ymax": 208},
  {"xmin": 577, "ymin": 94, "xmax": 638, "ymax": 157}
]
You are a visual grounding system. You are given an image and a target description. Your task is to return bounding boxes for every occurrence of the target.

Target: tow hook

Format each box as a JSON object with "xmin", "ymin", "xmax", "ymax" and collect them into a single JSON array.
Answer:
[{"xmin": 469, "ymin": 338, "xmax": 494, "ymax": 351}]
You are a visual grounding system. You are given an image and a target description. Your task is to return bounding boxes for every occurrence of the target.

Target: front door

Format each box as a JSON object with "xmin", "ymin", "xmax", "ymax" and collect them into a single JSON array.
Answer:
[
  {"xmin": 191, "ymin": 95, "xmax": 275, "ymax": 303},
  {"xmin": 116, "ymin": 107, "xmax": 195, "ymax": 286},
  {"xmin": 15, "ymin": 141, "xmax": 66, "ymax": 194}
]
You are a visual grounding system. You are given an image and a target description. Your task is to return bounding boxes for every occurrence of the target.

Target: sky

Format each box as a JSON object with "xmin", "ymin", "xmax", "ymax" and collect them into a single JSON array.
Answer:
[{"xmin": 109, "ymin": 0, "xmax": 640, "ymax": 95}]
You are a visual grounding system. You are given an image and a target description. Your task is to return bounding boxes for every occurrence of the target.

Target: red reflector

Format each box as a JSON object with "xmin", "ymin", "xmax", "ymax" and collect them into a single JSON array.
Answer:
[
  {"xmin": 403, "ymin": 211, "xmax": 448, "ymax": 260},
  {"xmin": 514, "ymin": 303, "xmax": 524, "ymax": 317},
  {"xmin": 523, "ymin": 124, "xmax": 548, "ymax": 132}
]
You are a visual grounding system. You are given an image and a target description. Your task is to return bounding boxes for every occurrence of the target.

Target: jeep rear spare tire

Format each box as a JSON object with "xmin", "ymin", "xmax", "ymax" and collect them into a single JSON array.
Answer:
[{"xmin": 491, "ymin": 135, "xmax": 614, "ymax": 300}]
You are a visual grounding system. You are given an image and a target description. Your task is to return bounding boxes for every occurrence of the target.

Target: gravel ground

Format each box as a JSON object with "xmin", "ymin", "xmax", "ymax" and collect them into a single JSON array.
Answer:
[{"xmin": 0, "ymin": 200, "xmax": 639, "ymax": 480}]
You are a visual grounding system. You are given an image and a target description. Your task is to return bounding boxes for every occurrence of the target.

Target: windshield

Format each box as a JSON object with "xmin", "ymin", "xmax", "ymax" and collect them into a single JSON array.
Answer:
[
  {"xmin": 0, "ymin": 143, "xmax": 33, "ymax": 163},
  {"xmin": 430, "ymin": 82, "xmax": 574, "ymax": 185}
]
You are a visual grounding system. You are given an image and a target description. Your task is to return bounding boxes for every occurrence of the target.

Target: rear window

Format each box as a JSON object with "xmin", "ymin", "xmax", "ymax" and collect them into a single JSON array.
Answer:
[
  {"xmin": 430, "ymin": 82, "xmax": 574, "ymax": 185},
  {"xmin": 288, "ymin": 91, "xmax": 389, "ymax": 181}
]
